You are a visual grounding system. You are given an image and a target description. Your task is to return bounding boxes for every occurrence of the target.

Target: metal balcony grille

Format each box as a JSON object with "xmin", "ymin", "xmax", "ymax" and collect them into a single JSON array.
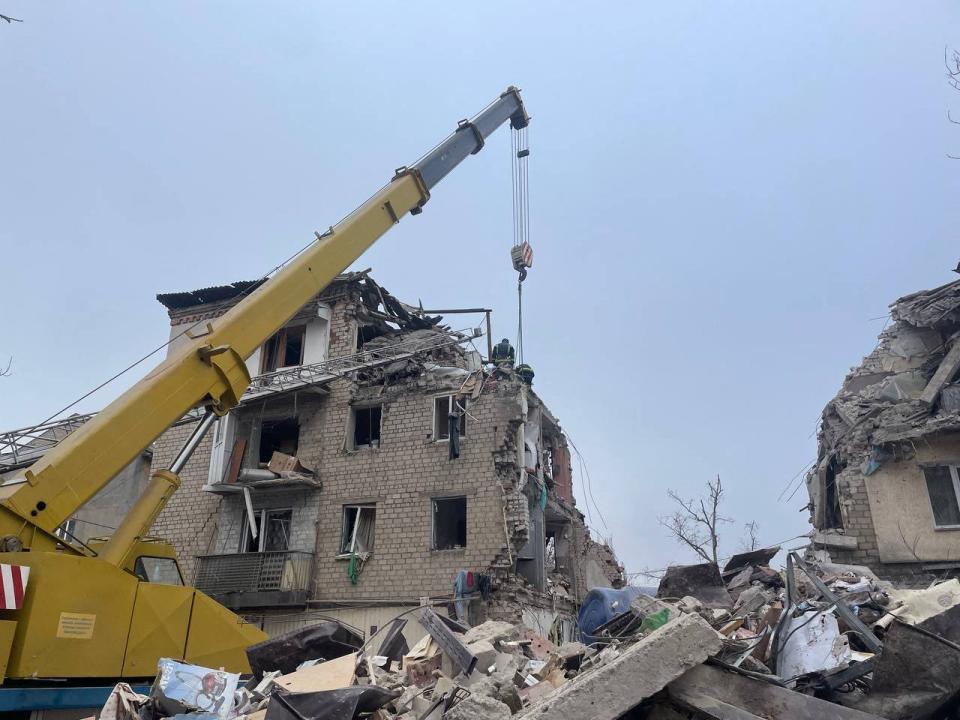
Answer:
[
  {"xmin": 193, "ymin": 551, "xmax": 313, "ymax": 607},
  {"xmin": 243, "ymin": 327, "xmax": 480, "ymax": 401}
]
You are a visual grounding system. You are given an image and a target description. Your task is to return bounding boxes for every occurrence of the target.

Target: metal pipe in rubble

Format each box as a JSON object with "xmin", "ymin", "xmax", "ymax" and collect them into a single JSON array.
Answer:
[{"xmin": 99, "ymin": 410, "xmax": 217, "ymax": 567}]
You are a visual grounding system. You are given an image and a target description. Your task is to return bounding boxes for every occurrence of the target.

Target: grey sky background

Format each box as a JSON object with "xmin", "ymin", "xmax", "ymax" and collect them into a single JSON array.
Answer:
[{"xmin": 1, "ymin": 2, "xmax": 959, "ymax": 577}]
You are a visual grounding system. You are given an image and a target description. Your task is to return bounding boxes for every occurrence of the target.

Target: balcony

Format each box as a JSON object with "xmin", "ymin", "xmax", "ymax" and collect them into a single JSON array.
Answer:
[{"xmin": 193, "ymin": 550, "xmax": 313, "ymax": 609}]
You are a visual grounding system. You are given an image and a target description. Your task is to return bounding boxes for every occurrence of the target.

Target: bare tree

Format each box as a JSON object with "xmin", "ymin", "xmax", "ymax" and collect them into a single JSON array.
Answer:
[
  {"xmin": 741, "ymin": 521, "xmax": 760, "ymax": 552},
  {"xmin": 947, "ymin": 48, "xmax": 960, "ymax": 159},
  {"xmin": 658, "ymin": 475, "xmax": 730, "ymax": 566},
  {"xmin": 0, "ymin": 357, "xmax": 10, "ymax": 377}
]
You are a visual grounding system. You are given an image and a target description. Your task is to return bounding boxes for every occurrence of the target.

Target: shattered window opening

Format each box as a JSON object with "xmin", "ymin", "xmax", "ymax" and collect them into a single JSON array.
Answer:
[
  {"xmin": 243, "ymin": 508, "xmax": 293, "ymax": 553},
  {"xmin": 351, "ymin": 405, "xmax": 382, "ymax": 449},
  {"xmin": 340, "ymin": 505, "xmax": 376, "ymax": 555},
  {"xmin": 433, "ymin": 395, "xmax": 467, "ymax": 441},
  {"xmin": 261, "ymin": 325, "xmax": 306, "ymax": 373},
  {"xmin": 356, "ymin": 325, "xmax": 384, "ymax": 350},
  {"xmin": 432, "ymin": 496, "xmax": 467, "ymax": 550},
  {"xmin": 545, "ymin": 532, "xmax": 557, "ymax": 572},
  {"xmin": 824, "ymin": 456, "xmax": 843, "ymax": 530},
  {"xmin": 922, "ymin": 465, "xmax": 960, "ymax": 528},
  {"xmin": 258, "ymin": 418, "xmax": 300, "ymax": 464}
]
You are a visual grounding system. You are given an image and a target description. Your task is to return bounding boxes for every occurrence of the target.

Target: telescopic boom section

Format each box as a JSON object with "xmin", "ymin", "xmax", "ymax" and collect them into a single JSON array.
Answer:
[{"xmin": 0, "ymin": 87, "xmax": 528, "ymax": 551}]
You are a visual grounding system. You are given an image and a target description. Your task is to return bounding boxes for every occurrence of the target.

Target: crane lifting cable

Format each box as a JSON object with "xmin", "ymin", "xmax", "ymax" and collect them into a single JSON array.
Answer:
[{"xmin": 510, "ymin": 124, "xmax": 533, "ymax": 367}]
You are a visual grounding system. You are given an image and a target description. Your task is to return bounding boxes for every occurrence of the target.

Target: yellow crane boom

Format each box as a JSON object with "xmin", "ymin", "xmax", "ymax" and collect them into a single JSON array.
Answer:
[{"xmin": 0, "ymin": 87, "xmax": 528, "ymax": 681}]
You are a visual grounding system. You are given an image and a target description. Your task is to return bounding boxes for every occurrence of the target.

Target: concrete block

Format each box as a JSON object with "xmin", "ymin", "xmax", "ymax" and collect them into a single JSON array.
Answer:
[
  {"xmin": 463, "ymin": 620, "xmax": 519, "ymax": 646},
  {"xmin": 465, "ymin": 639, "xmax": 497, "ymax": 673},
  {"xmin": 667, "ymin": 663, "xmax": 885, "ymax": 720},
  {"xmin": 518, "ymin": 612, "xmax": 721, "ymax": 720},
  {"xmin": 444, "ymin": 693, "xmax": 512, "ymax": 720}
]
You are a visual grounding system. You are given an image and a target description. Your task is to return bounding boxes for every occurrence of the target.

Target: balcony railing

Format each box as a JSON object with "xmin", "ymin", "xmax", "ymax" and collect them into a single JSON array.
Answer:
[{"xmin": 193, "ymin": 550, "xmax": 313, "ymax": 609}]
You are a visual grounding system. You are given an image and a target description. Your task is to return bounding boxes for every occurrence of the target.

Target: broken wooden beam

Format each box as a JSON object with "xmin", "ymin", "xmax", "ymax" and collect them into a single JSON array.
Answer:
[
  {"xmin": 419, "ymin": 607, "xmax": 477, "ymax": 676},
  {"xmin": 920, "ymin": 340, "xmax": 960, "ymax": 405},
  {"xmin": 789, "ymin": 552, "xmax": 882, "ymax": 654}
]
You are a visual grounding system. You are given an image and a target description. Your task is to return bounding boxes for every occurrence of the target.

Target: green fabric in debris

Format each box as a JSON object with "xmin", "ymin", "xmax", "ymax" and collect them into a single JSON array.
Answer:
[
  {"xmin": 348, "ymin": 553, "xmax": 359, "ymax": 585},
  {"xmin": 640, "ymin": 608, "xmax": 670, "ymax": 633}
]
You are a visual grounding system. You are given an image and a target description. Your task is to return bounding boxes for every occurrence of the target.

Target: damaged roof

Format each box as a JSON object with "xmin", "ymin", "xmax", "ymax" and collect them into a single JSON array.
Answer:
[
  {"xmin": 819, "ymin": 275, "xmax": 960, "ymax": 456},
  {"xmin": 156, "ymin": 270, "xmax": 380, "ymax": 311},
  {"xmin": 156, "ymin": 280, "xmax": 266, "ymax": 310}
]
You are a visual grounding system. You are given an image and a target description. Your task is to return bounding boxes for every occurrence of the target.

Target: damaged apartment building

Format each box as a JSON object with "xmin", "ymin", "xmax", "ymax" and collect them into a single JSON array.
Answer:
[
  {"xmin": 141, "ymin": 270, "xmax": 623, "ymax": 639},
  {"xmin": 808, "ymin": 272, "xmax": 960, "ymax": 580}
]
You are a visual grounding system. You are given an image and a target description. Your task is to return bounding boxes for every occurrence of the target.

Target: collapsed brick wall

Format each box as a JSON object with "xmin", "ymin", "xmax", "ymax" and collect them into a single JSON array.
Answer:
[{"xmin": 825, "ymin": 468, "xmax": 881, "ymax": 568}]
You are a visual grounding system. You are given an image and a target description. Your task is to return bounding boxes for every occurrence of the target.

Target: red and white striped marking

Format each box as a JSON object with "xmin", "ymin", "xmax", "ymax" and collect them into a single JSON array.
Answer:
[{"xmin": 0, "ymin": 564, "xmax": 29, "ymax": 610}]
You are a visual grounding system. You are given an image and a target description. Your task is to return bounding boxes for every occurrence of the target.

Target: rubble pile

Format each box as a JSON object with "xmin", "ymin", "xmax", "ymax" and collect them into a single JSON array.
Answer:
[{"xmin": 91, "ymin": 550, "xmax": 960, "ymax": 720}]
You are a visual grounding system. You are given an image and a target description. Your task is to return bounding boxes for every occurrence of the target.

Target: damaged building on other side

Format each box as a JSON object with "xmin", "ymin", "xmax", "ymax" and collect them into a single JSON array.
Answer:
[
  {"xmin": 147, "ymin": 270, "xmax": 623, "ymax": 639},
  {"xmin": 808, "ymin": 275, "xmax": 960, "ymax": 580}
]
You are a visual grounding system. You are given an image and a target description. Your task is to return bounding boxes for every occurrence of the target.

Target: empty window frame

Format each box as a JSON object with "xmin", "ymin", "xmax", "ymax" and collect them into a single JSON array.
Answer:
[
  {"xmin": 433, "ymin": 395, "xmax": 467, "ymax": 441},
  {"xmin": 258, "ymin": 418, "xmax": 299, "ymax": 464},
  {"xmin": 261, "ymin": 325, "xmax": 306, "ymax": 373},
  {"xmin": 432, "ymin": 496, "xmax": 467, "ymax": 550},
  {"xmin": 134, "ymin": 556, "xmax": 184, "ymax": 585},
  {"xmin": 242, "ymin": 508, "xmax": 293, "ymax": 552},
  {"xmin": 351, "ymin": 405, "xmax": 382, "ymax": 449},
  {"xmin": 923, "ymin": 465, "xmax": 960, "ymax": 528},
  {"xmin": 356, "ymin": 325, "xmax": 383, "ymax": 350},
  {"xmin": 340, "ymin": 505, "xmax": 376, "ymax": 555}
]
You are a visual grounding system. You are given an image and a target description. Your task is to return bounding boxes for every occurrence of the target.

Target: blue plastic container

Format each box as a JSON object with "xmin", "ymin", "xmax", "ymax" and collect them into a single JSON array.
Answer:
[{"xmin": 578, "ymin": 586, "xmax": 644, "ymax": 645}]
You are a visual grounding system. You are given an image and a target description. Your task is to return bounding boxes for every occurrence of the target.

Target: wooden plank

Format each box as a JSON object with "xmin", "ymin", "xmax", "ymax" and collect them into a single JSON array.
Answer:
[
  {"xmin": 274, "ymin": 652, "xmax": 357, "ymax": 693},
  {"xmin": 224, "ymin": 438, "xmax": 246, "ymax": 484},
  {"xmin": 419, "ymin": 607, "xmax": 477, "ymax": 675},
  {"xmin": 920, "ymin": 341, "xmax": 960, "ymax": 405},
  {"xmin": 437, "ymin": 613, "xmax": 470, "ymax": 634}
]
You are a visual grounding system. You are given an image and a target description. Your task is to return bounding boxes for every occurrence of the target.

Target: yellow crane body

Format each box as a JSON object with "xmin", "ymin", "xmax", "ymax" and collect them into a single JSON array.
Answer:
[{"xmin": 0, "ymin": 88, "xmax": 528, "ymax": 682}]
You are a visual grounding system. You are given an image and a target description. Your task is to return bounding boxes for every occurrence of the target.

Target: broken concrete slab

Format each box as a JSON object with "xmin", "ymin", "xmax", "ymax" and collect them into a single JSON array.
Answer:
[
  {"xmin": 722, "ymin": 545, "xmax": 780, "ymax": 574},
  {"xmin": 463, "ymin": 620, "xmax": 518, "ymax": 646},
  {"xmin": 444, "ymin": 693, "xmax": 512, "ymax": 720},
  {"xmin": 810, "ymin": 530, "xmax": 858, "ymax": 550},
  {"xmin": 667, "ymin": 663, "xmax": 886, "ymax": 720},
  {"xmin": 464, "ymin": 638, "xmax": 497, "ymax": 673},
  {"xmin": 657, "ymin": 563, "xmax": 733, "ymax": 609},
  {"xmin": 732, "ymin": 585, "xmax": 772, "ymax": 617},
  {"xmin": 517, "ymin": 612, "xmax": 721, "ymax": 719}
]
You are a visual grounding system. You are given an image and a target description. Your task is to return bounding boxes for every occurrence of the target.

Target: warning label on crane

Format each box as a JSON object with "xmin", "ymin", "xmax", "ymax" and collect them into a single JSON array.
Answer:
[{"xmin": 56, "ymin": 612, "xmax": 96, "ymax": 639}]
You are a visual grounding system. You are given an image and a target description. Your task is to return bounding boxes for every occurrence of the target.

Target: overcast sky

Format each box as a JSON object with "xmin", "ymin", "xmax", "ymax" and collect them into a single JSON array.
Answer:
[{"xmin": 2, "ymin": 2, "xmax": 959, "ymax": 577}]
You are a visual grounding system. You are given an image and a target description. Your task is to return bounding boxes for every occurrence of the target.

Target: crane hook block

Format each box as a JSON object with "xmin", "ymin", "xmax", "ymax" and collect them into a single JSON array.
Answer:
[{"xmin": 511, "ymin": 242, "xmax": 533, "ymax": 273}]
